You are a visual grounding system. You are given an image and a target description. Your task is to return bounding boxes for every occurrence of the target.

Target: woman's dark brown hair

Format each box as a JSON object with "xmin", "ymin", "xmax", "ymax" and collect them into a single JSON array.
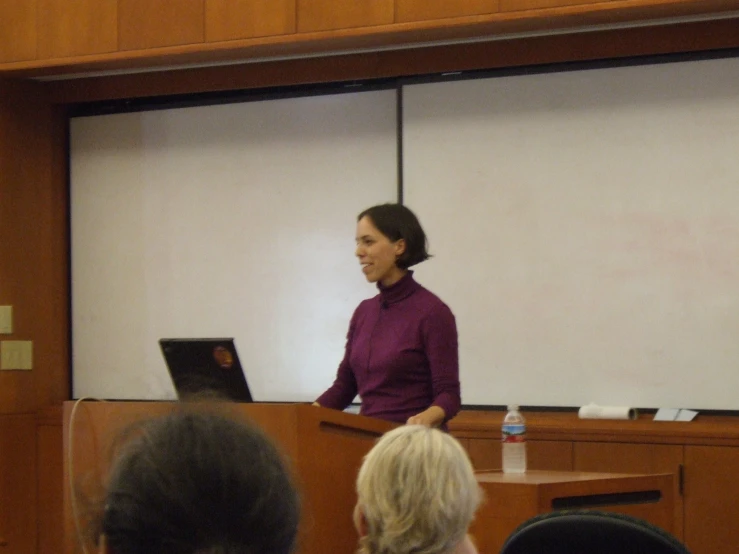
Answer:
[{"xmin": 358, "ymin": 204, "xmax": 431, "ymax": 270}]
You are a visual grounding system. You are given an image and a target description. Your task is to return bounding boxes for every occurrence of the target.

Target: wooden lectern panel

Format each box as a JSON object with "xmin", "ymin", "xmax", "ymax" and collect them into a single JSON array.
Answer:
[
  {"xmin": 62, "ymin": 401, "xmax": 394, "ymax": 554},
  {"xmin": 573, "ymin": 441, "xmax": 684, "ymax": 539}
]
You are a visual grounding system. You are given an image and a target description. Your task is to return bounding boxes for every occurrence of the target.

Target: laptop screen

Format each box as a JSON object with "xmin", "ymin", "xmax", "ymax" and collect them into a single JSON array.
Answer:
[{"xmin": 159, "ymin": 338, "xmax": 253, "ymax": 402}]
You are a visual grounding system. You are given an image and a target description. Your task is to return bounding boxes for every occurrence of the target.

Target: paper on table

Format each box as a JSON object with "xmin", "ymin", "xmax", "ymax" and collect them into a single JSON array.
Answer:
[
  {"xmin": 654, "ymin": 408, "xmax": 680, "ymax": 421},
  {"xmin": 654, "ymin": 408, "xmax": 698, "ymax": 421},
  {"xmin": 676, "ymin": 409, "xmax": 698, "ymax": 422}
]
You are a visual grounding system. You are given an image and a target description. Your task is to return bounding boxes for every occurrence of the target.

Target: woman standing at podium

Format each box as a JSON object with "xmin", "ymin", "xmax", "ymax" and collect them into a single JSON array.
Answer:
[{"xmin": 314, "ymin": 203, "xmax": 460, "ymax": 428}]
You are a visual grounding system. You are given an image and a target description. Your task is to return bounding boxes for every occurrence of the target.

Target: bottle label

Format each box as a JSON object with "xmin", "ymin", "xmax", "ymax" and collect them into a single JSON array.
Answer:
[{"xmin": 502, "ymin": 423, "xmax": 526, "ymax": 443}]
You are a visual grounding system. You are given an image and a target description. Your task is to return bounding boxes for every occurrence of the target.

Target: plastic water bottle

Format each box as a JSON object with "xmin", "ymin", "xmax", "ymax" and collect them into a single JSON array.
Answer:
[{"xmin": 502, "ymin": 404, "xmax": 527, "ymax": 474}]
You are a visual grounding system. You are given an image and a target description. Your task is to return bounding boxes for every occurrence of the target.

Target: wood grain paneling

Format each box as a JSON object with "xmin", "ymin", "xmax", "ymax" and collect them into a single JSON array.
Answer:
[
  {"xmin": 37, "ymin": 0, "xmax": 117, "ymax": 59},
  {"xmin": 501, "ymin": 0, "xmax": 611, "ymax": 9},
  {"xmin": 530, "ymin": 440, "xmax": 573, "ymax": 470},
  {"xmin": 396, "ymin": 0, "xmax": 500, "ymax": 23},
  {"xmin": 684, "ymin": 446, "xmax": 739, "ymax": 554},
  {"xmin": 451, "ymin": 411, "xmax": 739, "ymax": 446},
  {"xmin": 1, "ymin": 0, "xmax": 737, "ymax": 77},
  {"xmin": 0, "ymin": 79, "xmax": 69, "ymax": 414},
  {"xmin": 466, "ymin": 439, "xmax": 573, "ymax": 471},
  {"xmin": 455, "ymin": 436, "xmax": 471, "ymax": 453},
  {"xmin": 205, "ymin": 0, "xmax": 295, "ymax": 42},
  {"xmin": 118, "ymin": 0, "xmax": 205, "ymax": 51},
  {"xmin": 42, "ymin": 18, "xmax": 739, "ymax": 106},
  {"xmin": 37, "ymin": 417, "xmax": 63, "ymax": 554},
  {"xmin": 574, "ymin": 442, "xmax": 684, "ymax": 539},
  {"xmin": 0, "ymin": 0, "xmax": 36, "ymax": 63},
  {"xmin": 466, "ymin": 438, "xmax": 502, "ymax": 469},
  {"xmin": 297, "ymin": 0, "xmax": 394, "ymax": 32},
  {"xmin": 0, "ymin": 415, "xmax": 37, "ymax": 554}
]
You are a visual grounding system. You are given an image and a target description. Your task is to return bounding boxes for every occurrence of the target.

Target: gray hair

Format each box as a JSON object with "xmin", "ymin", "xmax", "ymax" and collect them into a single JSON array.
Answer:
[{"xmin": 356, "ymin": 425, "xmax": 482, "ymax": 554}]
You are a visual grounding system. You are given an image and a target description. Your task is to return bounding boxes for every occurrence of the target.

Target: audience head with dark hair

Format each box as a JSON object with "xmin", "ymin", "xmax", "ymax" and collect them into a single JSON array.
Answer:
[{"xmin": 96, "ymin": 409, "xmax": 300, "ymax": 554}]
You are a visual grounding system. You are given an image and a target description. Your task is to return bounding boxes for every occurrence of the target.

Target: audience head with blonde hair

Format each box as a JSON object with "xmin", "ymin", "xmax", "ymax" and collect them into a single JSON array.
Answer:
[{"xmin": 355, "ymin": 425, "xmax": 482, "ymax": 554}]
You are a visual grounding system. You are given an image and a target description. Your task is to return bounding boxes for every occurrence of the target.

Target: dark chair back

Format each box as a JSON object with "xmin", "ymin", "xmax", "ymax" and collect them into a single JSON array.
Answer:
[{"xmin": 499, "ymin": 510, "xmax": 691, "ymax": 554}]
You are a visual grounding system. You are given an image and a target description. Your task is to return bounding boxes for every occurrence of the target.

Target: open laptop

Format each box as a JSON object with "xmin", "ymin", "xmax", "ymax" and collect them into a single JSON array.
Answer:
[{"xmin": 159, "ymin": 338, "xmax": 253, "ymax": 402}]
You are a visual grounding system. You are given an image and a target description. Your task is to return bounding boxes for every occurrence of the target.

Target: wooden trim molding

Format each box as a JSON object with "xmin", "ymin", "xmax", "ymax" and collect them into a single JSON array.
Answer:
[
  {"xmin": 45, "ymin": 17, "xmax": 739, "ymax": 104},
  {"xmin": 450, "ymin": 411, "xmax": 739, "ymax": 447},
  {"xmin": 1, "ymin": 0, "xmax": 738, "ymax": 78}
]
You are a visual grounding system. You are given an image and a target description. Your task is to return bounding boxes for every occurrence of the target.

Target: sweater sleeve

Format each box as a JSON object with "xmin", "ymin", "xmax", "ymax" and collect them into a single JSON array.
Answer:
[
  {"xmin": 421, "ymin": 303, "xmax": 461, "ymax": 421},
  {"xmin": 315, "ymin": 308, "xmax": 359, "ymax": 410}
]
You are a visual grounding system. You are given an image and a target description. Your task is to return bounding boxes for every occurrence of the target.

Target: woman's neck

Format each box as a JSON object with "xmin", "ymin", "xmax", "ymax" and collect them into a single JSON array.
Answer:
[
  {"xmin": 452, "ymin": 535, "xmax": 478, "ymax": 554},
  {"xmin": 379, "ymin": 268, "xmax": 408, "ymax": 288}
]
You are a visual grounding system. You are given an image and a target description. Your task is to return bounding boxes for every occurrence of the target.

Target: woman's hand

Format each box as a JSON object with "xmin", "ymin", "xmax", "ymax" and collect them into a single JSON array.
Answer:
[{"xmin": 406, "ymin": 406, "xmax": 446, "ymax": 427}]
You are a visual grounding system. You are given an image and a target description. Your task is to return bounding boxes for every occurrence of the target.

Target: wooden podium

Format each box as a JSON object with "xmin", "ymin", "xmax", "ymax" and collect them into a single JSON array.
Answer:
[
  {"xmin": 63, "ymin": 402, "xmax": 676, "ymax": 554},
  {"xmin": 62, "ymin": 401, "xmax": 396, "ymax": 554},
  {"xmin": 470, "ymin": 470, "xmax": 676, "ymax": 553}
]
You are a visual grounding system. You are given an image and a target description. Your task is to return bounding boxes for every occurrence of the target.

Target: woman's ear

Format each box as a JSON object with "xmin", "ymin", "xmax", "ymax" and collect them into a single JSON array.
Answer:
[
  {"xmin": 357, "ymin": 510, "xmax": 369, "ymax": 538},
  {"xmin": 394, "ymin": 238, "xmax": 406, "ymax": 259},
  {"xmin": 353, "ymin": 504, "xmax": 369, "ymax": 538}
]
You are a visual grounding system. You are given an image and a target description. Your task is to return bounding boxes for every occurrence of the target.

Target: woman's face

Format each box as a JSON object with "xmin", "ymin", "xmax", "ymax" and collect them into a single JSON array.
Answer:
[{"xmin": 355, "ymin": 216, "xmax": 406, "ymax": 287}]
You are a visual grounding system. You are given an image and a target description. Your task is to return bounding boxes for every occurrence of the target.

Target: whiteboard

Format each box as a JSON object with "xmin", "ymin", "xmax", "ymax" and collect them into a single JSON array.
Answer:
[
  {"xmin": 70, "ymin": 89, "xmax": 397, "ymax": 401},
  {"xmin": 403, "ymin": 57, "xmax": 739, "ymax": 410}
]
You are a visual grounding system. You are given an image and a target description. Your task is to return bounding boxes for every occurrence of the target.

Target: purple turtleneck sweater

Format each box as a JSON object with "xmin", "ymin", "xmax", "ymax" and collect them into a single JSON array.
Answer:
[{"xmin": 316, "ymin": 271, "xmax": 461, "ymax": 425}]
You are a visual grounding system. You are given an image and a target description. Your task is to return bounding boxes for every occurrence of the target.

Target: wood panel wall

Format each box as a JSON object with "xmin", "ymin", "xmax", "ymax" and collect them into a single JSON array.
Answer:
[
  {"xmin": 0, "ymin": 80, "xmax": 68, "ymax": 415},
  {"xmin": 39, "ymin": 16, "xmax": 739, "ymax": 106},
  {"xmin": 0, "ymin": 0, "xmax": 36, "ymax": 63},
  {"xmin": 37, "ymin": 407, "xmax": 64, "ymax": 554},
  {"xmin": 684, "ymin": 446, "xmax": 739, "ymax": 553},
  {"xmin": 205, "ymin": 0, "xmax": 296, "ymax": 42},
  {"xmin": 36, "ymin": 0, "xmax": 117, "ymax": 59},
  {"xmin": 0, "ymin": 79, "xmax": 68, "ymax": 554},
  {"xmin": 118, "ymin": 0, "xmax": 205, "ymax": 51},
  {"xmin": 0, "ymin": 415, "xmax": 36, "ymax": 554},
  {"xmin": 396, "ymin": 0, "xmax": 501, "ymax": 23},
  {"xmin": 1, "ymin": 0, "xmax": 738, "ymax": 76}
]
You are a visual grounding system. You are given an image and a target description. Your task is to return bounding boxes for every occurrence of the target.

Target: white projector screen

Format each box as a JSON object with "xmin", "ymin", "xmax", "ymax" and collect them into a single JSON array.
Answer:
[
  {"xmin": 71, "ymin": 89, "xmax": 397, "ymax": 401},
  {"xmin": 403, "ymin": 56, "xmax": 739, "ymax": 410}
]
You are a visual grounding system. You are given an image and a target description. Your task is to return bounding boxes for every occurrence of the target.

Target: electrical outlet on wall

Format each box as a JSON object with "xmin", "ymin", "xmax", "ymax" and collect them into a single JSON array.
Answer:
[
  {"xmin": 0, "ymin": 306, "xmax": 12, "ymax": 334},
  {"xmin": 0, "ymin": 341, "xmax": 32, "ymax": 370}
]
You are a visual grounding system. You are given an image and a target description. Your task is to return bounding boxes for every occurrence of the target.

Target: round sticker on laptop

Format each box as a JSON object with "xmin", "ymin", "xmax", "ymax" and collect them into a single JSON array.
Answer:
[{"xmin": 213, "ymin": 346, "xmax": 234, "ymax": 369}]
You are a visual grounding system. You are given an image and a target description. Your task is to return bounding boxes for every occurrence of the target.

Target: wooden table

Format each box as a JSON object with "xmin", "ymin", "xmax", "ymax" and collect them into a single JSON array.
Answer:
[{"xmin": 470, "ymin": 470, "xmax": 675, "ymax": 553}]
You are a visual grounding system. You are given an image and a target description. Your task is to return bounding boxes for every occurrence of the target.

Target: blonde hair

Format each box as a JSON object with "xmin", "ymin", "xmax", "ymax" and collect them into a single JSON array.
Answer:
[{"xmin": 356, "ymin": 425, "xmax": 482, "ymax": 554}]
